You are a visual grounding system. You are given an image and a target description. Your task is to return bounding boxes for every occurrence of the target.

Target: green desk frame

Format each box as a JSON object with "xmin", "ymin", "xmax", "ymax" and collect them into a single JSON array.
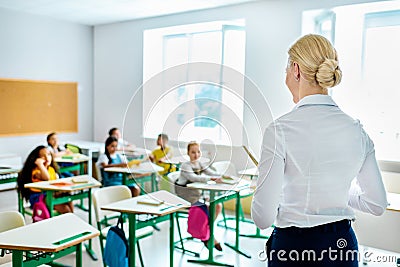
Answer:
[
  {"xmin": 127, "ymin": 213, "xmax": 175, "ymax": 267},
  {"xmin": 121, "ymin": 172, "xmax": 158, "ymax": 194},
  {"xmin": 59, "ymin": 161, "xmax": 88, "ymax": 211},
  {"xmin": 188, "ymin": 190, "xmax": 251, "ymax": 267},
  {"xmin": 10, "ymin": 243, "xmax": 83, "ymax": 267},
  {"xmin": 217, "ymin": 189, "xmax": 269, "ymax": 240},
  {"xmin": 45, "ymin": 189, "xmax": 97, "ymax": 261}
]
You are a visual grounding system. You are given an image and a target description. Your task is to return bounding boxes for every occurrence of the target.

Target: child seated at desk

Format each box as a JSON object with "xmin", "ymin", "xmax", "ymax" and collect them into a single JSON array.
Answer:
[
  {"xmin": 46, "ymin": 132, "xmax": 74, "ymax": 177},
  {"xmin": 97, "ymin": 136, "xmax": 140, "ymax": 197},
  {"xmin": 174, "ymin": 141, "xmax": 223, "ymax": 251},
  {"xmin": 17, "ymin": 145, "xmax": 74, "ymax": 214},
  {"xmin": 149, "ymin": 133, "xmax": 176, "ymax": 175}
]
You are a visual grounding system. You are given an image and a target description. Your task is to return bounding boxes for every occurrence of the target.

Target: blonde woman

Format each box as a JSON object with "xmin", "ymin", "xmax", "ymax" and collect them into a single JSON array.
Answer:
[{"xmin": 252, "ymin": 34, "xmax": 387, "ymax": 267}]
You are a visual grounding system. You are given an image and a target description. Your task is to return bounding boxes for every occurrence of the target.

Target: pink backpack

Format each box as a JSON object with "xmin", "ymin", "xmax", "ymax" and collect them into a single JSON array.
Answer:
[
  {"xmin": 187, "ymin": 202, "xmax": 210, "ymax": 241},
  {"xmin": 32, "ymin": 194, "xmax": 50, "ymax": 222}
]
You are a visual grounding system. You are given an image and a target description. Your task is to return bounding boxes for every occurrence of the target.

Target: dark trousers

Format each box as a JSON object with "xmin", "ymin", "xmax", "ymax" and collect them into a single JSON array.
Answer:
[{"xmin": 266, "ymin": 220, "xmax": 358, "ymax": 267}]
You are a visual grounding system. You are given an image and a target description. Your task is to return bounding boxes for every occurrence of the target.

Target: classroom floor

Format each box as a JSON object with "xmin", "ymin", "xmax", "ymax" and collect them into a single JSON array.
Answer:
[{"xmin": 1, "ymin": 188, "xmax": 399, "ymax": 267}]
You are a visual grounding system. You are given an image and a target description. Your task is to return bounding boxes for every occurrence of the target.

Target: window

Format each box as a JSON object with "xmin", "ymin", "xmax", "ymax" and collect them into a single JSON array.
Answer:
[
  {"xmin": 303, "ymin": 2, "xmax": 400, "ymax": 161},
  {"xmin": 143, "ymin": 20, "xmax": 246, "ymax": 145}
]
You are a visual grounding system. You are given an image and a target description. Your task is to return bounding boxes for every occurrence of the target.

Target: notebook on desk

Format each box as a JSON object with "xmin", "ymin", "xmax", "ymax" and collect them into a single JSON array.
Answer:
[
  {"xmin": 137, "ymin": 197, "xmax": 165, "ymax": 206},
  {"xmin": 242, "ymin": 146, "xmax": 258, "ymax": 166},
  {"xmin": 61, "ymin": 153, "xmax": 84, "ymax": 160},
  {"xmin": 221, "ymin": 176, "xmax": 240, "ymax": 184},
  {"xmin": 127, "ymin": 159, "xmax": 143, "ymax": 168}
]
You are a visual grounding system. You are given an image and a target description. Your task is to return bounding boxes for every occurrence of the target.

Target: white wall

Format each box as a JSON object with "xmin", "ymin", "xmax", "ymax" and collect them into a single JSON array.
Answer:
[
  {"xmin": 0, "ymin": 8, "xmax": 93, "ymax": 160},
  {"xmin": 93, "ymin": 0, "xmax": 379, "ymax": 171}
]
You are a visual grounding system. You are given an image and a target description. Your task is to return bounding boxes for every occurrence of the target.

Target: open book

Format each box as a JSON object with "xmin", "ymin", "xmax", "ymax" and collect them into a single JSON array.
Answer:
[{"xmin": 242, "ymin": 146, "xmax": 259, "ymax": 166}]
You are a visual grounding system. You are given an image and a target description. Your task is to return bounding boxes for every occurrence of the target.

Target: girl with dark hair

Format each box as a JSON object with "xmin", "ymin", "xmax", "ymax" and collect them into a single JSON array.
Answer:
[
  {"xmin": 96, "ymin": 136, "xmax": 140, "ymax": 196},
  {"xmin": 17, "ymin": 145, "xmax": 74, "ymax": 214}
]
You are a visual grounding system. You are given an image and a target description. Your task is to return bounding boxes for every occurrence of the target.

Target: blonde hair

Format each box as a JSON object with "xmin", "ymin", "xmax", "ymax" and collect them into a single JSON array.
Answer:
[
  {"xmin": 288, "ymin": 34, "xmax": 342, "ymax": 90},
  {"xmin": 187, "ymin": 141, "xmax": 200, "ymax": 153}
]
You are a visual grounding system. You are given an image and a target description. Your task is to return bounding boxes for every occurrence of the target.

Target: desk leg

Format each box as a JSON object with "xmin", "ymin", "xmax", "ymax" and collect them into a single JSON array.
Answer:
[
  {"xmin": 240, "ymin": 227, "xmax": 269, "ymax": 239},
  {"xmin": 46, "ymin": 192, "xmax": 56, "ymax": 217},
  {"xmin": 170, "ymin": 213, "xmax": 174, "ymax": 267},
  {"xmin": 152, "ymin": 173, "xmax": 157, "ymax": 192},
  {"xmin": 76, "ymin": 243, "xmax": 83, "ymax": 267},
  {"xmin": 224, "ymin": 192, "xmax": 251, "ymax": 258},
  {"xmin": 79, "ymin": 162, "xmax": 84, "ymax": 175},
  {"xmin": 188, "ymin": 191, "xmax": 233, "ymax": 267},
  {"xmin": 84, "ymin": 188, "xmax": 98, "ymax": 261},
  {"xmin": 123, "ymin": 173, "xmax": 127, "ymax": 187},
  {"xmin": 12, "ymin": 250, "xmax": 23, "ymax": 267},
  {"xmin": 128, "ymin": 213, "xmax": 137, "ymax": 267}
]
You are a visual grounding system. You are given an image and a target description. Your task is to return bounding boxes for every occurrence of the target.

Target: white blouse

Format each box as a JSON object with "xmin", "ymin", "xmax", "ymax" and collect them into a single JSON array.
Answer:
[{"xmin": 251, "ymin": 94, "xmax": 388, "ymax": 229}]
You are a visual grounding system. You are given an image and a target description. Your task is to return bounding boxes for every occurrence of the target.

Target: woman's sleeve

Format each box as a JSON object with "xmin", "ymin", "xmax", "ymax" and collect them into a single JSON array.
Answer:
[
  {"xmin": 348, "ymin": 131, "xmax": 388, "ymax": 215},
  {"xmin": 251, "ymin": 122, "xmax": 285, "ymax": 230},
  {"xmin": 180, "ymin": 162, "xmax": 212, "ymax": 183}
]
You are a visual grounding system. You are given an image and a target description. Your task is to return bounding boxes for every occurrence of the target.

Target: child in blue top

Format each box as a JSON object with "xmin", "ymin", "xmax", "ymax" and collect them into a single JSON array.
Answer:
[{"xmin": 97, "ymin": 136, "xmax": 140, "ymax": 196}]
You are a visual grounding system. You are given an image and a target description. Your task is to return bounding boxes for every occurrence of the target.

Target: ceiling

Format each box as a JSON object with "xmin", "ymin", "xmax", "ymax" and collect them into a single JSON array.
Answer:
[{"xmin": 0, "ymin": 0, "xmax": 257, "ymax": 26}]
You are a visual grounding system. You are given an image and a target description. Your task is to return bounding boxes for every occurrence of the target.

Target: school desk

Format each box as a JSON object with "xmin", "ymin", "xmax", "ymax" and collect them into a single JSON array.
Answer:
[
  {"xmin": 24, "ymin": 175, "xmax": 101, "ymax": 260},
  {"xmin": 353, "ymin": 192, "xmax": 400, "ymax": 255},
  {"xmin": 186, "ymin": 180, "xmax": 252, "ymax": 266},
  {"xmin": 104, "ymin": 162, "xmax": 163, "ymax": 193},
  {"xmin": 101, "ymin": 190, "xmax": 190, "ymax": 267},
  {"xmin": 54, "ymin": 154, "xmax": 90, "ymax": 175},
  {"xmin": 0, "ymin": 167, "xmax": 20, "ymax": 185},
  {"xmin": 65, "ymin": 140, "xmax": 104, "ymax": 177},
  {"xmin": 238, "ymin": 167, "xmax": 258, "ymax": 179},
  {"xmin": 231, "ymin": 168, "xmax": 268, "ymax": 240},
  {"xmin": 120, "ymin": 147, "xmax": 152, "ymax": 159},
  {"xmin": 0, "ymin": 213, "xmax": 99, "ymax": 267},
  {"xmin": 0, "ymin": 154, "xmax": 22, "ymax": 191}
]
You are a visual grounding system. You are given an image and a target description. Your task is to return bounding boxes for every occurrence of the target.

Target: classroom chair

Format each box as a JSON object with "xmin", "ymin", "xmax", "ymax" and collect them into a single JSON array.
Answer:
[
  {"xmin": 92, "ymin": 185, "xmax": 153, "ymax": 267},
  {"xmin": 166, "ymin": 171, "xmax": 180, "ymax": 194},
  {"xmin": 95, "ymin": 163, "xmax": 103, "ymax": 183},
  {"xmin": 0, "ymin": 211, "xmax": 25, "ymax": 265},
  {"xmin": 61, "ymin": 143, "xmax": 85, "ymax": 176},
  {"xmin": 64, "ymin": 143, "xmax": 82, "ymax": 154}
]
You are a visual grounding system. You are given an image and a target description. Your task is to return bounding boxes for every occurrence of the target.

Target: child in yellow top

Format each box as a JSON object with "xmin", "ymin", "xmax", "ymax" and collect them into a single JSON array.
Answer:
[
  {"xmin": 149, "ymin": 133, "xmax": 176, "ymax": 175},
  {"xmin": 17, "ymin": 145, "xmax": 74, "ymax": 214}
]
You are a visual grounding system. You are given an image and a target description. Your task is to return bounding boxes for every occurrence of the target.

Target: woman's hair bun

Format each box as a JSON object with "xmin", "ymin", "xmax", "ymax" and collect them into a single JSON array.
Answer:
[{"xmin": 316, "ymin": 58, "xmax": 342, "ymax": 89}]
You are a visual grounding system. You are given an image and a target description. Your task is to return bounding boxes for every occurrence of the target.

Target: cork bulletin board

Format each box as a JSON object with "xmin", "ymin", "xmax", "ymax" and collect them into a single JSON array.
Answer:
[{"xmin": 0, "ymin": 78, "xmax": 78, "ymax": 136}]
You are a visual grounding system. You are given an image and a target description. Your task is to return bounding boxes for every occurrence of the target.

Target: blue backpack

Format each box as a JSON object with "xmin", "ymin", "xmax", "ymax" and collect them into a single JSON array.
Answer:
[{"xmin": 104, "ymin": 216, "xmax": 128, "ymax": 267}]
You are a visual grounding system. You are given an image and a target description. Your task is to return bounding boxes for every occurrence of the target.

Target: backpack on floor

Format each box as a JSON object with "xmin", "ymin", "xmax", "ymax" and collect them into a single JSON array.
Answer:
[
  {"xmin": 32, "ymin": 194, "xmax": 50, "ymax": 223},
  {"xmin": 104, "ymin": 216, "xmax": 129, "ymax": 267}
]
